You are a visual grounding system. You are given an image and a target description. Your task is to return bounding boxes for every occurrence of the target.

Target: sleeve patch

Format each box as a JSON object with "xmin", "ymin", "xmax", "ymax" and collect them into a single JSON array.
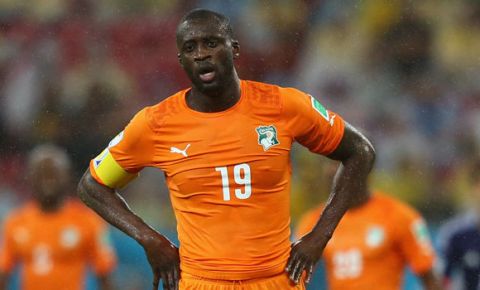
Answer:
[
  {"xmin": 309, "ymin": 95, "xmax": 334, "ymax": 126},
  {"xmin": 411, "ymin": 219, "xmax": 433, "ymax": 253}
]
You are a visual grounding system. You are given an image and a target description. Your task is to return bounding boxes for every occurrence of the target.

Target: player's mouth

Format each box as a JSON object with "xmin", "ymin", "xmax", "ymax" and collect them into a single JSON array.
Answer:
[
  {"xmin": 199, "ymin": 71, "xmax": 215, "ymax": 83},
  {"xmin": 197, "ymin": 65, "xmax": 216, "ymax": 83}
]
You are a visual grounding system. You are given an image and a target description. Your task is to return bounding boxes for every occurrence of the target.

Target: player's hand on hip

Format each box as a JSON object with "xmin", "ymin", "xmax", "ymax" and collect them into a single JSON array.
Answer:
[
  {"xmin": 141, "ymin": 233, "xmax": 180, "ymax": 290},
  {"xmin": 286, "ymin": 233, "xmax": 327, "ymax": 285}
]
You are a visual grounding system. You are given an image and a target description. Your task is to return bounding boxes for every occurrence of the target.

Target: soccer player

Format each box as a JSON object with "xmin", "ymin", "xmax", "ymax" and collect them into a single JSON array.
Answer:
[
  {"xmin": 438, "ymin": 160, "xmax": 480, "ymax": 290},
  {"xmin": 0, "ymin": 144, "xmax": 116, "ymax": 290},
  {"xmin": 77, "ymin": 9, "xmax": 375, "ymax": 290},
  {"xmin": 296, "ymin": 162, "xmax": 443, "ymax": 290}
]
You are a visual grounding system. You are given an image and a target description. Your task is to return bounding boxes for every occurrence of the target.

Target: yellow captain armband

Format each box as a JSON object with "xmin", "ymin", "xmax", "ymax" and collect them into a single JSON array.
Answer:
[{"xmin": 92, "ymin": 149, "xmax": 138, "ymax": 189}]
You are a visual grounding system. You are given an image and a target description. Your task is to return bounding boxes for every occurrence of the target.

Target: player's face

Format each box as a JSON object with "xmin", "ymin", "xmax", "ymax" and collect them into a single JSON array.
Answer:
[
  {"xmin": 30, "ymin": 157, "xmax": 69, "ymax": 208},
  {"xmin": 177, "ymin": 19, "xmax": 239, "ymax": 94}
]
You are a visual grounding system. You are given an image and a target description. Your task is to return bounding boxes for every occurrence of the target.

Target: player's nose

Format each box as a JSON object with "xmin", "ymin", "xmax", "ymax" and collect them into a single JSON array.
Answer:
[{"xmin": 193, "ymin": 45, "xmax": 211, "ymax": 61}]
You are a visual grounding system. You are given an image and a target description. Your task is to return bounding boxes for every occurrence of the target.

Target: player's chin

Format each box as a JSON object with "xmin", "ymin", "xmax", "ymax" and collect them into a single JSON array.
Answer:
[{"xmin": 195, "ymin": 79, "xmax": 222, "ymax": 93}]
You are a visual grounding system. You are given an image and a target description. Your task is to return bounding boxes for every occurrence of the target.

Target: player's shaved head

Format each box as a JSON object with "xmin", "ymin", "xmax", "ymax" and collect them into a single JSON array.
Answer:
[
  {"xmin": 175, "ymin": 8, "xmax": 240, "ymax": 96},
  {"xmin": 28, "ymin": 143, "xmax": 72, "ymax": 211},
  {"xmin": 176, "ymin": 9, "xmax": 234, "ymax": 41},
  {"xmin": 28, "ymin": 143, "xmax": 71, "ymax": 173}
]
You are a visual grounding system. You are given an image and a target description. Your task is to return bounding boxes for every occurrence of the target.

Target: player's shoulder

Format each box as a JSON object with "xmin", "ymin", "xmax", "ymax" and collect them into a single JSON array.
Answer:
[
  {"xmin": 242, "ymin": 80, "xmax": 282, "ymax": 113},
  {"xmin": 451, "ymin": 223, "xmax": 478, "ymax": 240},
  {"xmin": 438, "ymin": 212, "xmax": 478, "ymax": 243},
  {"xmin": 243, "ymin": 80, "xmax": 310, "ymax": 117},
  {"xmin": 2, "ymin": 202, "xmax": 36, "ymax": 229},
  {"xmin": 244, "ymin": 79, "xmax": 312, "ymax": 102},
  {"xmin": 372, "ymin": 193, "xmax": 402, "ymax": 206},
  {"xmin": 373, "ymin": 193, "xmax": 420, "ymax": 218},
  {"xmin": 141, "ymin": 89, "xmax": 189, "ymax": 129},
  {"xmin": 243, "ymin": 79, "xmax": 282, "ymax": 101}
]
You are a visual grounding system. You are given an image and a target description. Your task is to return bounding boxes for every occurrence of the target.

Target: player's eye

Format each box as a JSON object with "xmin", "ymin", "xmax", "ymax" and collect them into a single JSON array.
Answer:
[
  {"xmin": 184, "ymin": 43, "xmax": 195, "ymax": 53},
  {"xmin": 207, "ymin": 39, "xmax": 218, "ymax": 48}
]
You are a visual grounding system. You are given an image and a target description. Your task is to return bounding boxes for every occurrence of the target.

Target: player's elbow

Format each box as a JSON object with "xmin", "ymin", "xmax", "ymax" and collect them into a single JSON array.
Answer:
[
  {"xmin": 329, "ymin": 123, "xmax": 376, "ymax": 170},
  {"xmin": 358, "ymin": 137, "xmax": 375, "ymax": 170},
  {"xmin": 341, "ymin": 126, "xmax": 376, "ymax": 171},
  {"xmin": 348, "ymin": 124, "xmax": 376, "ymax": 170},
  {"xmin": 77, "ymin": 170, "xmax": 97, "ymax": 206}
]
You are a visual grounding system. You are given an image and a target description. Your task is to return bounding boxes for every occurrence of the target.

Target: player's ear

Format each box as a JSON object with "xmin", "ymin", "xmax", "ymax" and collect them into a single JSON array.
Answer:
[
  {"xmin": 177, "ymin": 53, "xmax": 183, "ymax": 66},
  {"xmin": 232, "ymin": 40, "xmax": 240, "ymax": 59}
]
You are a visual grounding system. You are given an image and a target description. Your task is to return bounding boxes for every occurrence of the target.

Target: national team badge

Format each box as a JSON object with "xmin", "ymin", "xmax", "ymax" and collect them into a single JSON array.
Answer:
[
  {"xmin": 256, "ymin": 125, "xmax": 279, "ymax": 151},
  {"xmin": 365, "ymin": 226, "xmax": 385, "ymax": 248},
  {"xmin": 60, "ymin": 226, "xmax": 80, "ymax": 248}
]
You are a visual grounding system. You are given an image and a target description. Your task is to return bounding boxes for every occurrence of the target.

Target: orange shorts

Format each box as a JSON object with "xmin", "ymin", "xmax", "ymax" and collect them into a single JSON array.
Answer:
[{"xmin": 179, "ymin": 272, "xmax": 305, "ymax": 290}]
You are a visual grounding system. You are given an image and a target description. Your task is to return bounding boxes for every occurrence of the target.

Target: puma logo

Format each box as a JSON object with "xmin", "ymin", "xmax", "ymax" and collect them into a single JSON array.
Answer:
[{"xmin": 170, "ymin": 144, "xmax": 191, "ymax": 157}]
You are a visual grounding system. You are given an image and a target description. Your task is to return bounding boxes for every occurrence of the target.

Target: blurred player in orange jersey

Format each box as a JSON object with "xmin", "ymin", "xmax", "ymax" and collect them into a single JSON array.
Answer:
[
  {"xmin": 0, "ymin": 144, "xmax": 116, "ymax": 290},
  {"xmin": 296, "ymin": 162, "xmax": 443, "ymax": 290},
  {"xmin": 77, "ymin": 8, "xmax": 375, "ymax": 290}
]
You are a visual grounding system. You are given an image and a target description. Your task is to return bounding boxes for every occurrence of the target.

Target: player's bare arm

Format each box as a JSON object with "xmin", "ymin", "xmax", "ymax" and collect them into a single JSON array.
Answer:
[
  {"xmin": 78, "ymin": 170, "xmax": 180, "ymax": 290},
  {"xmin": 287, "ymin": 122, "xmax": 375, "ymax": 284},
  {"xmin": 420, "ymin": 270, "xmax": 445, "ymax": 290}
]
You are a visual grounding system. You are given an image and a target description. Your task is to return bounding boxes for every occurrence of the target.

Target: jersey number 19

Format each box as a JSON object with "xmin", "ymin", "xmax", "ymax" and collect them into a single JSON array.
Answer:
[{"xmin": 215, "ymin": 163, "xmax": 251, "ymax": 201}]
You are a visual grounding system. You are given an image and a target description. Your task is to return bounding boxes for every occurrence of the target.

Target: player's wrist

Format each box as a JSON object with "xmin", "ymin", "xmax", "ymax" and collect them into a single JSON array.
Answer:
[
  {"xmin": 308, "ymin": 227, "xmax": 332, "ymax": 245},
  {"xmin": 136, "ymin": 228, "xmax": 166, "ymax": 246}
]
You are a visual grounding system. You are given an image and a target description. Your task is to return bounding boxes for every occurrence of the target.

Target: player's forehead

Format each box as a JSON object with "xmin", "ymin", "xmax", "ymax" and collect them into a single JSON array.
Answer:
[
  {"xmin": 177, "ymin": 18, "xmax": 228, "ymax": 44},
  {"xmin": 31, "ymin": 156, "xmax": 67, "ymax": 174},
  {"xmin": 32, "ymin": 158, "xmax": 56, "ymax": 171}
]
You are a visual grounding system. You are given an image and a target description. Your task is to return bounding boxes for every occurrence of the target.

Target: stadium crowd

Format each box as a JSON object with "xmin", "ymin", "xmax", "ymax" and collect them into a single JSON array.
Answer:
[{"xmin": 0, "ymin": 0, "xmax": 479, "ymax": 289}]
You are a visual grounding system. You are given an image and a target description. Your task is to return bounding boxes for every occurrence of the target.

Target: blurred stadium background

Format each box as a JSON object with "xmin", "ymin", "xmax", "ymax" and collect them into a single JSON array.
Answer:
[{"xmin": 0, "ymin": 0, "xmax": 479, "ymax": 289}]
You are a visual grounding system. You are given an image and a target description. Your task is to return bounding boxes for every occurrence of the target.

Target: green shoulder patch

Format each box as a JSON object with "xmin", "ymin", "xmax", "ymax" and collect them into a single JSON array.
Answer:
[{"xmin": 309, "ymin": 95, "xmax": 330, "ymax": 121}]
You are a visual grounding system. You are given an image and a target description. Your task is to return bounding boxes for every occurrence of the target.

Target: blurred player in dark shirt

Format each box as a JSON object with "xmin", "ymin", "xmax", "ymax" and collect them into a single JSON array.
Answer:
[{"xmin": 439, "ymin": 160, "xmax": 480, "ymax": 290}]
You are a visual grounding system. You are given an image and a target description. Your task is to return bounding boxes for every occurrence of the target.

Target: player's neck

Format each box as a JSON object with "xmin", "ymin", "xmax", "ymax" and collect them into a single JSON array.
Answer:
[
  {"xmin": 188, "ymin": 73, "xmax": 241, "ymax": 113},
  {"xmin": 38, "ymin": 198, "xmax": 66, "ymax": 213}
]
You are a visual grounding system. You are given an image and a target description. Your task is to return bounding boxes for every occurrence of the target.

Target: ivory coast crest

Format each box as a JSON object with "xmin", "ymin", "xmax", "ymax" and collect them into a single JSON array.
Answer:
[{"xmin": 256, "ymin": 125, "xmax": 279, "ymax": 151}]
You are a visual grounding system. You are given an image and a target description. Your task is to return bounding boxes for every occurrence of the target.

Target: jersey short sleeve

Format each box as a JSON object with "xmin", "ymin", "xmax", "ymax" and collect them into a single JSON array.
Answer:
[
  {"xmin": 89, "ymin": 108, "xmax": 155, "ymax": 188},
  {"xmin": 0, "ymin": 217, "xmax": 16, "ymax": 272},
  {"xmin": 394, "ymin": 203, "xmax": 435, "ymax": 274},
  {"xmin": 280, "ymin": 88, "xmax": 345, "ymax": 155}
]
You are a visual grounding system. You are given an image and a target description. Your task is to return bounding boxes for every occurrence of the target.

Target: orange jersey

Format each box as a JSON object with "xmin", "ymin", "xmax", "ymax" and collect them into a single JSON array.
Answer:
[
  {"xmin": 90, "ymin": 80, "xmax": 345, "ymax": 280},
  {"xmin": 180, "ymin": 272, "xmax": 305, "ymax": 290},
  {"xmin": 0, "ymin": 200, "xmax": 116, "ymax": 290},
  {"xmin": 295, "ymin": 193, "xmax": 435, "ymax": 290}
]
